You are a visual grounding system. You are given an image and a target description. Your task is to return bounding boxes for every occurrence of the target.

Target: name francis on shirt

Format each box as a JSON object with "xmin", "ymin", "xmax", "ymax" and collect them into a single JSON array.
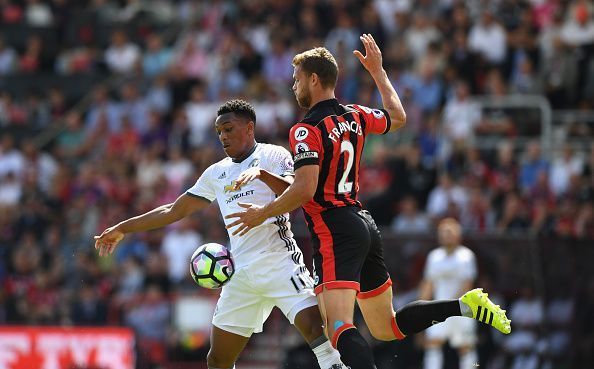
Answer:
[{"xmin": 327, "ymin": 120, "xmax": 363, "ymax": 143}]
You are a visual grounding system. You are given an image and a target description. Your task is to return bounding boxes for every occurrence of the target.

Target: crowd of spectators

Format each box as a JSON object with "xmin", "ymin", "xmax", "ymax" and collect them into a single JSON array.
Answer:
[{"xmin": 1, "ymin": 0, "xmax": 593, "ymax": 368}]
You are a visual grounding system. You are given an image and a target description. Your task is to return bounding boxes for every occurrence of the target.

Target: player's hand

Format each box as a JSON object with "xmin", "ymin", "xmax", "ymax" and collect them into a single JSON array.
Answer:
[
  {"xmin": 225, "ymin": 202, "xmax": 267, "ymax": 236},
  {"xmin": 94, "ymin": 225, "xmax": 125, "ymax": 257},
  {"xmin": 353, "ymin": 34, "xmax": 383, "ymax": 76},
  {"xmin": 233, "ymin": 167, "xmax": 262, "ymax": 190}
]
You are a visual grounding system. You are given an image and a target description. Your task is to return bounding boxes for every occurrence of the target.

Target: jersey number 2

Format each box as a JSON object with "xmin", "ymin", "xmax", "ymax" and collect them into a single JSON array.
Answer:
[{"xmin": 338, "ymin": 141, "xmax": 354, "ymax": 193}]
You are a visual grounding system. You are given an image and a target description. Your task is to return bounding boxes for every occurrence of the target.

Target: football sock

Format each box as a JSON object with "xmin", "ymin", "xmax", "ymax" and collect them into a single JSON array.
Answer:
[
  {"xmin": 460, "ymin": 350, "xmax": 478, "ymax": 369},
  {"xmin": 310, "ymin": 335, "xmax": 346, "ymax": 369},
  {"xmin": 424, "ymin": 347, "xmax": 443, "ymax": 369},
  {"xmin": 395, "ymin": 300, "xmax": 461, "ymax": 335},
  {"xmin": 333, "ymin": 325, "xmax": 377, "ymax": 369},
  {"xmin": 459, "ymin": 299, "xmax": 473, "ymax": 317}
]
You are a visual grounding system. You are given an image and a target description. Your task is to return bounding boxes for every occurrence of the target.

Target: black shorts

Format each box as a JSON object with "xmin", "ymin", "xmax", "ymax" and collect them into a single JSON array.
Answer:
[{"xmin": 305, "ymin": 206, "xmax": 392, "ymax": 297}]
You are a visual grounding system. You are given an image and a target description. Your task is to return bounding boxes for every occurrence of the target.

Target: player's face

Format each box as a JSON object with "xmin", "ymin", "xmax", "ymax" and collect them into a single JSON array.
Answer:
[
  {"xmin": 215, "ymin": 112, "xmax": 254, "ymax": 159},
  {"xmin": 438, "ymin": 224, "xmax": 461, "ymax": 247},
  {"xmin": 292, "ymin": 66, "xmax": 312, "ymax": 109}
]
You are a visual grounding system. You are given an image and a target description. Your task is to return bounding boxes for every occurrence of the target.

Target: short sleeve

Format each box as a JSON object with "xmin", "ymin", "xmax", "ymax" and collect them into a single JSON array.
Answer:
[
  {"xmin": 186, "ymin": 166, "xmax": 216, "ymax": 202},
  {"xmin": 266, "ymin": 146, "xmax": 295, "ymax": 177},
  {"xmin": 289, "ymin": 124, "xmax": 323, "ymax": 170},
  {"xmin": 349, "ymin": 104, "xmax": 391, "ymax": 135}
]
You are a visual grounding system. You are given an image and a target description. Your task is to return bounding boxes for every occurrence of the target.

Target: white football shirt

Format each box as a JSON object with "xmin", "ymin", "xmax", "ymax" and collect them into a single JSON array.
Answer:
[
  {"xmin": 187, "ymin": 143, "xmax": 303, "ymax": 270},
  {"xmin": 424, "ymin": 246, "xmax": 477, "ymax": 300}
]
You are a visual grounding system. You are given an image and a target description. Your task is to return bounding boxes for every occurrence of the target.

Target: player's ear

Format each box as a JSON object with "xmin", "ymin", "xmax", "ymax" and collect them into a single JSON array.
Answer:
[
  {"xmin": 310, "ymin": 72, "xmax": 320, "ymax": 87},
  {"xmin": 246, "ymin": 120, "xmax": 255, "ymax": 135}
]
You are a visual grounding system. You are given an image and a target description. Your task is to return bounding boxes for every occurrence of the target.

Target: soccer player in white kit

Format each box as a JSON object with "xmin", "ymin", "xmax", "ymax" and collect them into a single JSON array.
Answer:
[
  {"xmin": 419, "ymin": 218, "xmax": 478, "ymax": 369},
  {"xmin": 94, "ymin": 100, "xmax": 345, "ymax": 369}
]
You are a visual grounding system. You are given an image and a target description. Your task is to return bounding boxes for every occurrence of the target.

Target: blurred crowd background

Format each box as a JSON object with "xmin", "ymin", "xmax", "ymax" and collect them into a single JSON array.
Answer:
[{"xmin": 0, "ymin": 0, "xmax": 593, "ymax": 368}]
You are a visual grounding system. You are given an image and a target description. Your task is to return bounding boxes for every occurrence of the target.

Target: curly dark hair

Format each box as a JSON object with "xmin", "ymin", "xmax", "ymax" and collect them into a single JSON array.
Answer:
[{"xmin": 217, "ymin": 99, "xmax": 257, "ymax": 125}]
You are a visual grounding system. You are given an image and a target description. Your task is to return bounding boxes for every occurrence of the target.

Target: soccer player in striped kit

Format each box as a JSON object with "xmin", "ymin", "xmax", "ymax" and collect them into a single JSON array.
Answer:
[{"xmin": 226, "ymin": 35, "xmax": 511, "ymax": 369}]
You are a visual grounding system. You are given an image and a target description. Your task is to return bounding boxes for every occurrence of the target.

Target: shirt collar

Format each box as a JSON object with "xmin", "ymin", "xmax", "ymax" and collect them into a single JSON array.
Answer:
[
  {"xmin": 305, "ymin": 98, "xmax": 339, "ymax": 116},
  {"xmin": 232, "ymin": 143, "xmax": 258, "ymax": 163}
]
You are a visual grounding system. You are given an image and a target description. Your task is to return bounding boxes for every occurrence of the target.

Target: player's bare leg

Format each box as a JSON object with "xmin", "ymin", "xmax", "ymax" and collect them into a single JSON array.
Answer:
[
  {"xmin": 293, "ymin": 305, "xmax": 346, "ymax": 368},
  {"xmin": 357, "ymin": 285, "xmax": 402, "ymax": 341},
  {"xmin": 318, "ymin": 288, "xmax": 377, "ymax": 369},
  {"xmin": 357, "ymin": 286, "xmax": 511, "ymax": 342},
  {"xmin": 358, "ymin": 285, "xmax": 466, "ymax": 340},
  {"xmin": 294, "ymin": 305, "xmax": 327, "ymax": 342},
  {"xmin": 207, "ymin": 326, "xmax": 250, "ymax": 369}
]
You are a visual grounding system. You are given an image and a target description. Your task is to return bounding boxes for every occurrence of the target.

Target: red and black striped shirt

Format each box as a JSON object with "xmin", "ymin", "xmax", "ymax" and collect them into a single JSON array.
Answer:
[{"xmin": 289, "ymin": 98, "xmax": 391, "ymax": 217}]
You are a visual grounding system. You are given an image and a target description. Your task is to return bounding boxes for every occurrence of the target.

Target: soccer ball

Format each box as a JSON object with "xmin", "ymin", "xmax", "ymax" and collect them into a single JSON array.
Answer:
[{"xmin": 190, "ymin": 243, "xmax": 235, "ymax": 289}]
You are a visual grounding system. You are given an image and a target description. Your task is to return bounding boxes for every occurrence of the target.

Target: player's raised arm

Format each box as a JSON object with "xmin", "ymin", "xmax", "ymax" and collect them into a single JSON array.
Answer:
[
  {"xmin": 94, "ymin": 193, "xmax": 209, "ymax": 256},
  {"xmin": 354, "ymin": 34, "xmax": 406, "ymax": 132}
]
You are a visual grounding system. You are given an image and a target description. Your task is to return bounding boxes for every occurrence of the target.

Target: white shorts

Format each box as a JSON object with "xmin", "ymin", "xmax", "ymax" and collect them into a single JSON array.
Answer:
[
  {"xmin": 212, "ymin": 254, "xmax": 318, "ymax": 337},
  {"xmin": 426, "ymin": 316, "xmax": 477, "ymax": 348}
]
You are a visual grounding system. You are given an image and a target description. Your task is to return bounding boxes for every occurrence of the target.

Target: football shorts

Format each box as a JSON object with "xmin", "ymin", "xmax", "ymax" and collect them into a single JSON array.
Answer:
[
  {"xmin": 212, "ymin": 252, "xmax": 317, "ymax": 337},
  {"xmin": 306, "ymin": 206, "xmax": 391, "ymax": 296}
]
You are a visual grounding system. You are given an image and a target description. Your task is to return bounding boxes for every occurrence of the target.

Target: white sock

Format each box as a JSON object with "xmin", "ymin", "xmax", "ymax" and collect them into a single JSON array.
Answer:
[
  {"xmin": 459, "ymin": 349, "xmax": 478, "ymax": 369},
  {"xmin": 424, "ymin": 347, "xmax": 443, "ymax": 369},
  {"xmin": 312, "ymin": 339, "xmax": 345, "ymax": 369},
  {"xmin": 458, "ymin": 299, "xmax": 473, "ymax": 318}
]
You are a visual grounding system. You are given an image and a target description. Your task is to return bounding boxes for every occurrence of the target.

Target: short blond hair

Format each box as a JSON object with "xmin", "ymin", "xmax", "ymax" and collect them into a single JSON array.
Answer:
[{"xmin": 292, "ymin": 47, "xmax": 338, "ymax": 89}]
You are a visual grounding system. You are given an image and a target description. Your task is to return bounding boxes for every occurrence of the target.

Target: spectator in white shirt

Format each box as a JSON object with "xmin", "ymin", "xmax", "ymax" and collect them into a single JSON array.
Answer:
[
  {"xmin": 560, "ymin": 2, "xmax": 594, "ymax": 47},
  {"xmin": 373, "ymin": 0, "xmax": 412, "ymax": 34},
  {"xmin": 549, "ymin": 145, "xmax": 584, "ymax": 196},
  {"xmin": 25, "ymin": 0, "xmax": 53, "ymax": 26},
  {"xmin": 405, "ymin": 11, "xmax": 441, "ymax": 62},
  {"xmin": 427, "ymin": 174, "xmax": 468, "ymax": 218},
  {"xmin": 0, "ymin": 135, "xmax": 25, "ymax": 180},
  {"xmin": 105, "ymin": 30, "xmax": 141, "ymax": 74},
  {"xmin": 0, "ymin": 172, "xmax": 21, "ymax": 206},
  {"xmin": 468, "ymin": 10, "xmax": 507, "ymax": 65},
  {"xmin": 442, "ymin": 81, "xmax": 481, "ymax": 143}
]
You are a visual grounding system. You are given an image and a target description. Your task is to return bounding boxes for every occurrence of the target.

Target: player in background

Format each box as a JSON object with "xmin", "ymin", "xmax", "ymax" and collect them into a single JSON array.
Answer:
[
  {"xmin": 419, "ymin": 218, "xmax": 478, "ymax": 369},
  {"xmin": 225, "ymin": 35, "xmax": 511, "ymax": 369},
  {"xmin": 94, "ymin": 100, "xmax": 345, "ymax": 369}
]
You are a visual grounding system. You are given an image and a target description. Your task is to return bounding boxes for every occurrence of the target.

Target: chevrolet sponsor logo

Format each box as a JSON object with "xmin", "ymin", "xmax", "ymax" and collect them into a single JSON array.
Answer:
[
  {"xmin": 224, "ymin": 181, "xmax": 246, "ymax": 193},
  {"xmin": 226, "ymin": 190, "xmax": 255, "ymax": 204}
]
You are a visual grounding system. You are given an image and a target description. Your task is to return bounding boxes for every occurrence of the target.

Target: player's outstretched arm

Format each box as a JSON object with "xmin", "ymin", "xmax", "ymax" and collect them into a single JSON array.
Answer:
[
  {"xmin": 234, "ymin": 167, "xmax": 294, "ymax": 196},
  {"xmin": 94, "ymin": 193, "xmax": 209, "ymax": 256},
  {"xmin": 354, "ymin": 34, "xmax": 406, "ymax": 132}
]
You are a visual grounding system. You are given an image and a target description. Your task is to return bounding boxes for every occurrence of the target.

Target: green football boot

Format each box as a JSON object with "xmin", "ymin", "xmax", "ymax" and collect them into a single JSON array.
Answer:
[{"xmin": 460, "ymin": 288, "xmax": 511, "ymax": 334}]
